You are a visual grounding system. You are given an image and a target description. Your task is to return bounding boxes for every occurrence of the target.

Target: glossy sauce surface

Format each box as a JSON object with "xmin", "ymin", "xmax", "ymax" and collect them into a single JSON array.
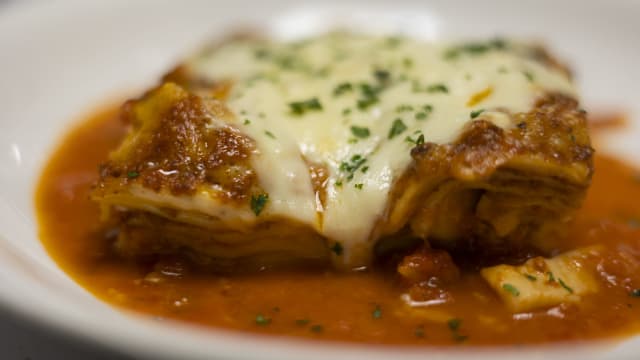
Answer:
[{"xmin": 36, "ymin": 107, "xmax": 640, "ymax": 345}]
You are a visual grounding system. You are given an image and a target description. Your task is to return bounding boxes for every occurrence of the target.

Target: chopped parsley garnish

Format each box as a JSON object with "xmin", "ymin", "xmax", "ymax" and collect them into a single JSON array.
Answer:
[
  {"xmin": 405, "ymin": 134, "xmax": 425, "ymax": 146},
  {"xmin": 350, "ymin": 126, "xmax": 371, "ymax": 138},
  {"xmin": 334, "ymin": 82, "xmax": 353, "ymax": 96},
  {"xmin": 385, "ymin": 36, "xmax": 403, "ymax": 48},
  {"xmin": 310, "ymin": 324, "xmax": 324, "ymax": 333},
  {"xmin": 289, "ymin": 97, "xmax": 323, "ymax": 115},
  {"xmin": 250, "ymin": 193, "xmax": 269, "ymax": 216},
  {"xmin": 426, "ymin": 83, "xmax": 449, "ymax": 93},
  {"xmin": 402, "ymin": 57, "xmax": 414, "ymax": 68},
  {"xmin": 274, "ymin": 55, "xmax": 297, "ymax": 70},
  {"xmin": 396, "ymin": 104, "xmax": 414, "ymax": 113},
  {"xmin": 524, "ymin": 274, "xmax": 537, "ymax": 282},
  {"xmin": 342, "ymin": 108, "xmax": 352, "ymax": 116},
  {"xmin": 254, "ymin": 48, "xmax": 270, "ymax": 59},
  {"xmin": 444, "ymin": 38, "xmax": 507, "ymax": 60},
  {"xmin": 335, "ymin": 180, "xmax": 343, "ymax": 187},
  {"xmin": 415, "ymin": 104, "xmax": 434, "ymax": 120},
  {"xmin": 356, "ymin": 69, "xmax": 392, "ymax": 111},
  {"xmin": 558, "ymin": 278, "xmax": 574, "ymax": 294},
  {"xmin": 255, "ymin": 314, "xmax": 271, "ymax": 326},
  {"xmin": 492, "ymin": 38, "xmax": 507, "ymax": 49},
  {"xmin": 330, "ymin": 242, "xmax": 343, "ymax": 256},
  {"xmin": 547, "ymin": 271, "xmax": 556, "ymax": 283},
  {"xmin": 243, "ymin": 119, "xmax": 251, "ymax": 125},
  {"xmin": 127, "ymin": 171, "xmax": 139, "ymax": 179},
  {"xmin": 357, "ymin": 83, "xmax": 381, "ymax": 110},
  {"xmin": 523, "ymin": 71, "xmax": 534, "ymax": 82},
  {"xmin": 339, "ymin": 154, "xmax": 367, "ymax": 181},
  {"xmin": 354, "ymin": 183, "xmax": 364, "ymax": 190},
  {"xmin": 373, "ymin": 69, "xmax": 391, "ymax": 85},
  {"xmin": 414, "ymin": 325, "xmax": 425, "ymax": 338},
  {"xmin": 445, "ymin": 44, "xmax": 489, "ymax": 59},
  {"xmin": 388, "ymin": 119, "xmax": 407, "ymax": 139},
  {"xmin": 447, "ymin": 318, "xmax": 461, "ymax": 331},
  {"xmin": 347, "ymin": 138, "xmax": 358, "ymax": 144},
  {"xmin": 470, "ymin": 109, "xmax": 485, "ymax": 119},
  {"xmin": 296, "ymin": 319, "xmax": 310, "ymax": 326},
  {"xmin": 502, "ymin": 283, "xmax": 520, "ymax": 297},
  {"xmin": 447, "ymin": 318, "xmax": 467, "ymax": 343},
  {"xmin": 360, "ymin": 83, "xmax": 379, "ymax": 98},
  {"xmin": 465, "ymin": 43, "xmax": 492, "ymax": 53},
  {"xmin": 630, "ymin": 289, "xmax": 640, "ymax": 297},
  {"xmin": 264, "ymin": 130, "xmax": 276, "ymax": 139},
  {"xmin": 357, "ymin": 97, "xmax": 379, "ymax": 110},
  {"xmin": 372, "ymin": 305, "xmax": 382, "ymax": 319},
  {"xmin": 361, "ymin": 166, "xmax": 369, "ymax": 173}
]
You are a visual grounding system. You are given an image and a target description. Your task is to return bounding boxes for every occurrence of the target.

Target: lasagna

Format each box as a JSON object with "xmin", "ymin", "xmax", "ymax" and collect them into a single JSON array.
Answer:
[{"xmin": 92, "ymin": 32, "xmax": 593, "ymax": 277}]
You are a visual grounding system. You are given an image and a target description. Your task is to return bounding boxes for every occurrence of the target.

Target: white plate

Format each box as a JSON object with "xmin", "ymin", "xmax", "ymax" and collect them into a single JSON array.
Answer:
[{"xmin": 0, "ymin": 0, "xmax": 638, "ymax": 359}]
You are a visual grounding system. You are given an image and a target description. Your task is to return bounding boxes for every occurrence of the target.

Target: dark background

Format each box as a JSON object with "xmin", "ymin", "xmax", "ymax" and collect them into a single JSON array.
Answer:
[{"xmin": 0, "ymin": 307, "xmax": 132, "ymax": 359}]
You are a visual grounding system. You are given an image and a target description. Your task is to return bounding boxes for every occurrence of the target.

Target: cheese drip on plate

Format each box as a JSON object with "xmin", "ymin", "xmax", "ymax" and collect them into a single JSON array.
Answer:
[{"xmin": 185, "ymin": 32, "xmax": 577, "ymax": 268}]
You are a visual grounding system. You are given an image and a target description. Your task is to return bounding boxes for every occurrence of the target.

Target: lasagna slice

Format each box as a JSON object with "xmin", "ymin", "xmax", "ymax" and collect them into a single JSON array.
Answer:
[{"xmin": 92, "ymin": 33, "xmax": 593, "ymax": 271}]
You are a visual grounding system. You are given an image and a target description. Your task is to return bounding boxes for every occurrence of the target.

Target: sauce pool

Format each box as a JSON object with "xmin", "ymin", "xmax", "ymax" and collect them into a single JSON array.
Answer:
[{"xmin": 35, "ymin": 106, "xmax": 640, "ymax": 345}]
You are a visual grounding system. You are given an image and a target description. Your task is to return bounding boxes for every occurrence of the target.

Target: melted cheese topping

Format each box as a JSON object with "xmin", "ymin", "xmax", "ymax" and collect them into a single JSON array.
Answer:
[{"xmin": 186, "ymin": 33, "xmax": 577, "ymax": 268}]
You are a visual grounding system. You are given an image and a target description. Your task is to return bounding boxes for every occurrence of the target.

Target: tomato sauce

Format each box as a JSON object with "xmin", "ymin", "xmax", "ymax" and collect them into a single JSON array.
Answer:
[{"xmin": 35, "ymin": 106, "xmax": 640, "ymax": 345}]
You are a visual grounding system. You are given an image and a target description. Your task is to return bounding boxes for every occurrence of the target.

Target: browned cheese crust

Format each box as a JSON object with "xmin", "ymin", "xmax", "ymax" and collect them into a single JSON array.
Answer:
[
  {"xmin": 377, "ymin": 93, "xmax": 593, "ymax": 262},
  {"xmin": 95, "ymin": 84, "xmax": 258, "ymax": 202}
]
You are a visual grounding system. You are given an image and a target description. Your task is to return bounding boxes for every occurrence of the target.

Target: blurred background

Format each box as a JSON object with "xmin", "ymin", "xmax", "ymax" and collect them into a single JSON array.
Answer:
[{"xmin": 0, "ymin": 1, "xmax": 126, "ymax": 358}]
